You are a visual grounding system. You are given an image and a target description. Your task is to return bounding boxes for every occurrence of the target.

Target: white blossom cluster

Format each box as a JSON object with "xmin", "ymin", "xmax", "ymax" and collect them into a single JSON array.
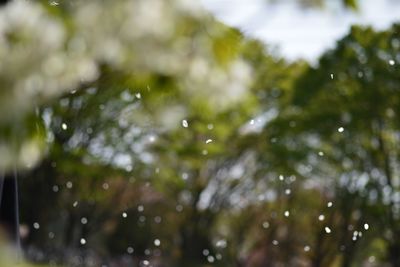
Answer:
[
  {"xmin": 0, "ymin": 0, "xmax": 251, "ymax": 170},
  {"xmin": 0, "ymin": 0, "xmax": 250, "ymax": 120}
]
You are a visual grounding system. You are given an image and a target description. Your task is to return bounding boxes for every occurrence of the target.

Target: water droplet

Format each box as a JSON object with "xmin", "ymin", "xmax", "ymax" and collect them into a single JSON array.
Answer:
[
  {"xmin": 148, "ymin": 135, "xmax": 156, "ymax": 143},
  {"xmin": 33, "ymin": 222, "xmax": 40, "ymax": 229},
  {"xmin": 154, "ymin": 239, "xmax": 161, "ymax": 246},
  {"xmin": 66, "ymin": 181, "xmax": 73, "ymax": 189},
  {"xmin": 48, "ymin": 232, "xmax": 55, "ymax": 239},
  {"xmin": 52, "ymin": 185, "xmax": 59, "ymax": 192},
  {"xmin": 81, "ymin": 217, "xmax": 88, "ymax": 225},
  {"xmin": 207, "ymin": 124, "xmax": 214, "ymax": 130},
  {"xmin": 182, "ymin": 119, "xmax": 189, "ymax": 128},
  {"xmin": 364, "ymin": 223, "xmax": 369, "ymax": 230},
  {"xmin": 318, "ymin": 214, "xmax": 325, "ymax": 221},
  {"xmin": 202, "ymin": 249, "xmax": 209, "ymax": 256},
  {"xmin": 284, "ymin": 210, "xmax": 290, "ymax": 217},
  {"xmin": 304, "ymin": 245, "xmax": 310, "ymax": 252},
  {"xmin": 330, "ymin": 73, "xmax": 334, "ymax": 79},
  {"xmin": 389, "ymin": 59, "xmax": 395, "ymax": 66},
  {"xmin": 127, "ymin": 247, "xmax": 134, "ymax": 254},
  {"xmin": 327, "ymin": 202, "xmax": 333, "ymax": 208},
  {"xmin": 272, "ymin": 240, "xmax": 279, "ymax": 245},
  {"xmin": 207, "ymin": 255, "xmax": 215, "ymax": 263},
  {"xmin": 216, "ymin": 239, "xmax": 227, "ymax": 248},
  {"xmin": 181, "ymin": 173, "xmax": 189, "ymax": 180},
  {"xmin": 154, "ymin": 216, "xmax": 162, "ymax": 223},
  {"xmin": 80, "ymin": 238, "xmax": 86, "ymax": 245},
  {"xmin": 262, "ymin": 221, "xmax": 270, "ymax": 229},
  {"xmin": 135, "ymin": 93, "xmax": 141, "ymax": 99},
  {"xmin": 285, "ymin": 189, "xmax": 291, "ymax": 195},
  {"xmin": 122, "ymin": 212, "xmax": 127, "ymax": 218},
  {"xmin": 176, "ymin": 204, "xmax": 183, "ymax": 212},
  {"xmin": 73, "ymin": 201, "xmax": 78, "ymax": 207},
  {"xmin": 325, "ymin": 227, "xmax": 332, "ymax": 234},
  {"xmin": 338, "ymin": 127, "xmax": 344, "ymax": 133},
  {"xmin": 205, "ymin": 139, "xmax": 213, "ymax": 144},
  {"xmin": 61, "ymin": 123, "xmax": 68, "ymax": 130},
  {"xmin": 279, "ymin": 175, "xmax": 284, "ymax": 181},
  {"xmin": 138, "ymin": 205, "xmax": 144, "ymax": 212},
  {"xmin": 318, "ymin": 151, "xmax": 324, "ymax": 156}
]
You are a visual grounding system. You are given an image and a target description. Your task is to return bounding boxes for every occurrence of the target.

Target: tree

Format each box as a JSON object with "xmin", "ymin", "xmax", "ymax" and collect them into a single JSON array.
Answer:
[{"xmin": 270, "ymin": 24, "xmax": 400, "ymax": 266}]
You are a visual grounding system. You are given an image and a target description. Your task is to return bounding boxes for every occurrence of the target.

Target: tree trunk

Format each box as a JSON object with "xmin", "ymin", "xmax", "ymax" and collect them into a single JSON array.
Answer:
[
  {"xmin": 388, "ymin": 242, "xmax": 400, "ymax": 267},
  {"xmin": 0, "ymin": 171, "xmax": 20, "ymax": 251}
]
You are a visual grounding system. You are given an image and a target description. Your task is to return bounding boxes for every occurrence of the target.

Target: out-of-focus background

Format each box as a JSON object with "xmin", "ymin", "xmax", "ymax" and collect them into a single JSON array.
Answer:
[{"xmin": 0, "ymin": 0, "xmax": 400, "ymax": 266}]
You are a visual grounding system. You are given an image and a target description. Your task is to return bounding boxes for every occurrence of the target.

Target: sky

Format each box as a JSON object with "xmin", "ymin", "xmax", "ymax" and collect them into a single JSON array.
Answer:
[{"xmin": 200, "ymin": 0, "xmax": 400, "ymax": 62}]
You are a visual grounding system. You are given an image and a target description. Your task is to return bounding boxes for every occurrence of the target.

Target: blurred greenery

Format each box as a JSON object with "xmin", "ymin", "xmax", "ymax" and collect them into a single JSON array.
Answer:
[
  {"xmin": 270, "ymin": 0, "xmax": 359, "ymax": 9},
  {"xmin": 0, "ymin": 0, "xmax": 399, "ymax": 267}
]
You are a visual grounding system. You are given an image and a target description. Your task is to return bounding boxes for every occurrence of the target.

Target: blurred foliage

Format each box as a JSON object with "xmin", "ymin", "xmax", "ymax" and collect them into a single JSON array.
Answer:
[
  {"xmin": 0, "ymin": 0, "xmax": 399, "ymax": 267},
  {"xmin": 269, "ymin": 0, "xmax": 358, "ymax": 9},
  {"xmin": 0, "ymin": 0, "xmax": 250, "ymax": 171}
]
